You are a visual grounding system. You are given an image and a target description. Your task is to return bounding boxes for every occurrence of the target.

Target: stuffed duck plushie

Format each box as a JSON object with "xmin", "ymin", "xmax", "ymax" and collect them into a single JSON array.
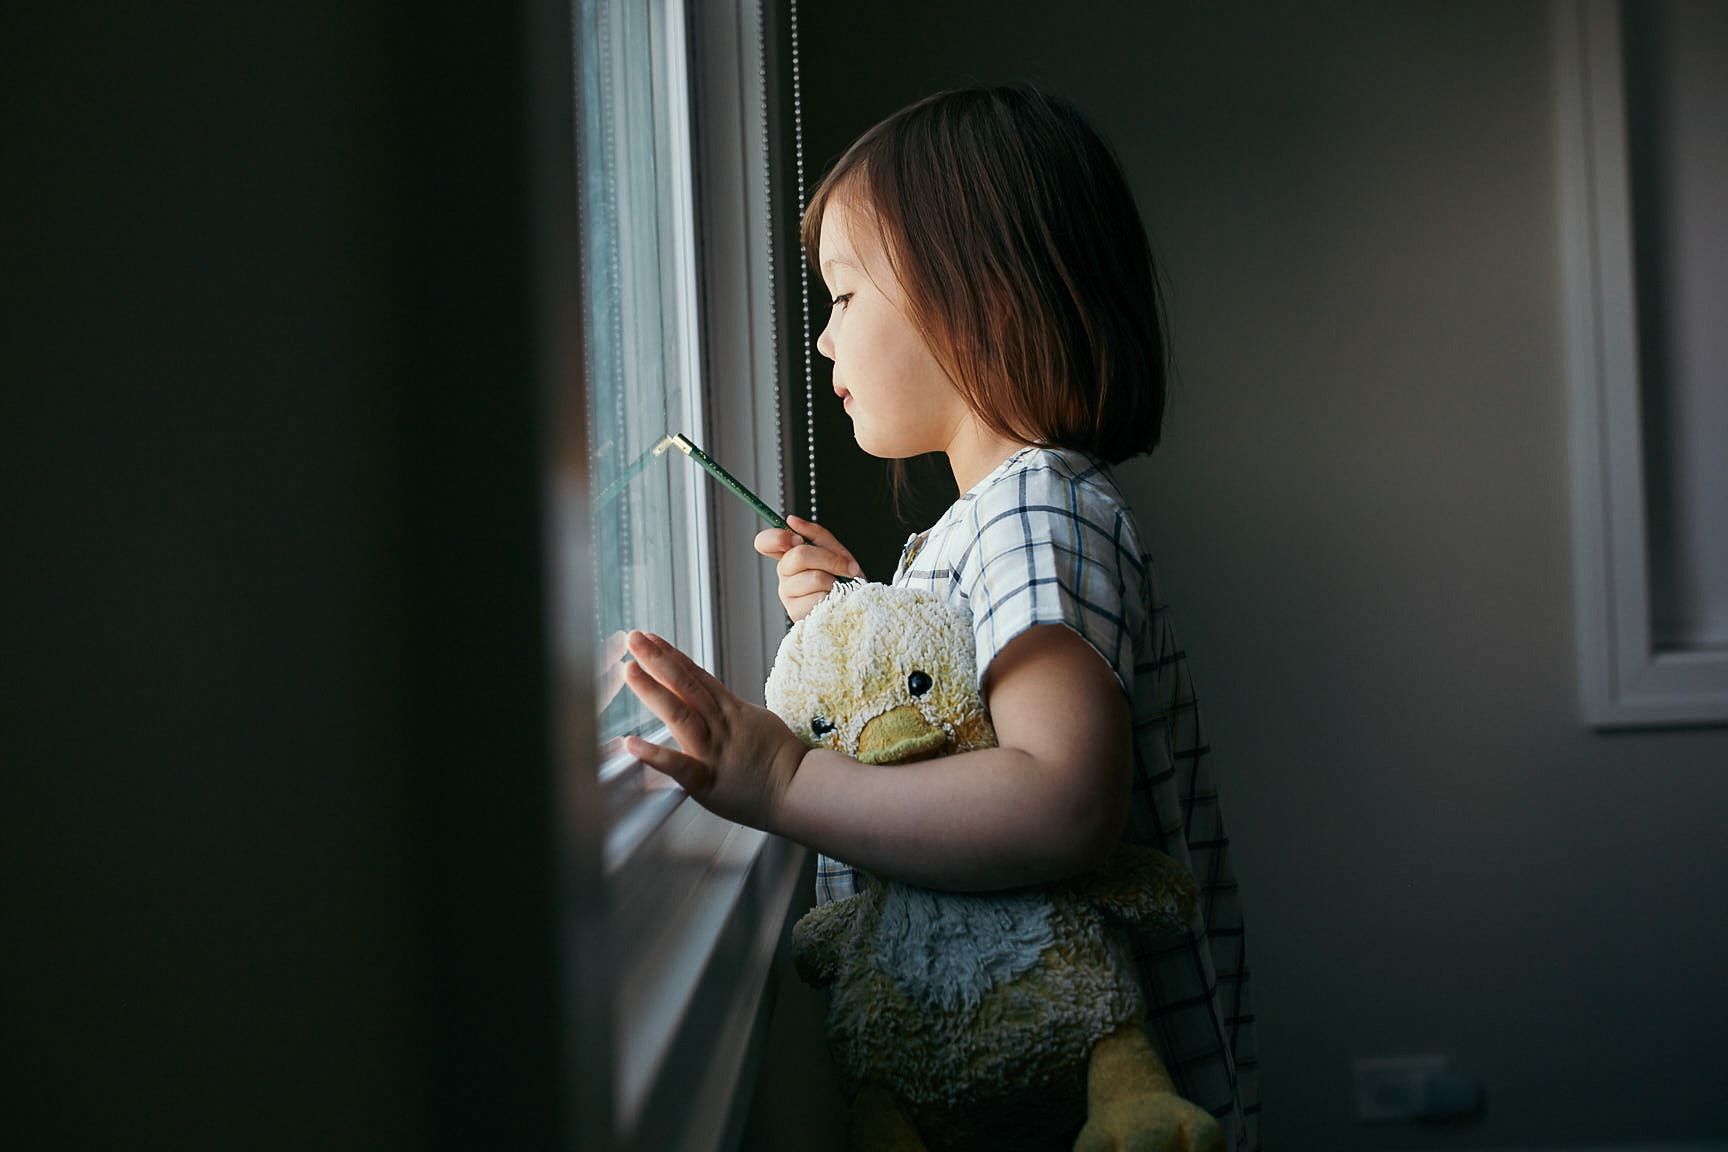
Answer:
[{"xmin": 764, "ymin": 581, "xmax": 1223, "ymax": 1152}]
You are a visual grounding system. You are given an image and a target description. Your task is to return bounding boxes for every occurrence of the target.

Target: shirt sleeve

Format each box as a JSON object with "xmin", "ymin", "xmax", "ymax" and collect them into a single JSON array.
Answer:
[
  {"xmin": 956, "ymin": 463, "xmax": 1139, "ymax": 694},
  {"xmin": 814, "ymin": 854, "xmax": 857, "ymax": 905}
]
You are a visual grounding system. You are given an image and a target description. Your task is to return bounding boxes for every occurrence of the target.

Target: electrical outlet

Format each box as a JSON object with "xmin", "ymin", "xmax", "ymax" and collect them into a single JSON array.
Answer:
[{"xmin": 1353, "ymin": 1054, "xmax": 1448, "ymax": 1121}]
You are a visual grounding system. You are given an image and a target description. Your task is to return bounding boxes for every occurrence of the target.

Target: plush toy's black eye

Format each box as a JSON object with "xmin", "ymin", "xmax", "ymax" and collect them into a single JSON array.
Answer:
[
  {"xmin": 907, "ymin": 670, "xmax": 933, "ymax": 697},
  {"xmin": 810, "ymin": 716, "xmax": 835, "ymax": 737}
]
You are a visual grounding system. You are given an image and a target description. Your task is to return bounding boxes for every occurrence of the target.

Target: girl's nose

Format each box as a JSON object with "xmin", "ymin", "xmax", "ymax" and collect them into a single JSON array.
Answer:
[{"xmin": 816, "ymin": 314, "xmax": 836, "ymax": 361}]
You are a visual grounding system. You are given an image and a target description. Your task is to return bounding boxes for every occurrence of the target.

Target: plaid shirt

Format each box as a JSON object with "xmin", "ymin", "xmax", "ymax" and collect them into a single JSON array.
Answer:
[{"xmin": 816, "ymin": 446, "xmax": 1259, "ymax": 1149}]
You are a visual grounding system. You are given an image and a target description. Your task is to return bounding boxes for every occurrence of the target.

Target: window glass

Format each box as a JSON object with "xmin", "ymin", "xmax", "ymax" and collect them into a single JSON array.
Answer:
[{"xmin": 577, "ymin": 0, "xmax": 705, "ymax": 743}]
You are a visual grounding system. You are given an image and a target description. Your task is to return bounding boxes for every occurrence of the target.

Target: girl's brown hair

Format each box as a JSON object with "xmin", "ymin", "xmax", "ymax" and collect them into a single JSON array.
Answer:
[{"xmin": 803, "ymin": 85, "xmax": 1169, "ymax": 464}]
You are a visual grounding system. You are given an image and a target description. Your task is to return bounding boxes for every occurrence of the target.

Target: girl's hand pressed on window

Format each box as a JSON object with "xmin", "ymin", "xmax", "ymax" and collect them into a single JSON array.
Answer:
[
  {"xmin": 752, "ymin": 515, "xmax": 864, "ymax": 621},
  {"xmin": 621, "ymin": 630, "xmax": 808, "ymax": 831}
]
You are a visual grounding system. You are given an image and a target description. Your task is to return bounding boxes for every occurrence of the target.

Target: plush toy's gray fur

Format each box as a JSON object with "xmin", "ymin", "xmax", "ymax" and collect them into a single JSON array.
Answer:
[{"xmin": 765, "ymin": 582, "xmax": 1206, "ymax": 1151}]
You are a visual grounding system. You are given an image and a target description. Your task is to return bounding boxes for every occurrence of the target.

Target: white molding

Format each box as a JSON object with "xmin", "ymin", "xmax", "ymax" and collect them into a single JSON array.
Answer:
[
  {"xmin": 689, "ymin": 0, "xmax": 789, "ymax": 703},
  {"xmin": 1556, "ymin": 0, "xmax": 1728, "ymax": 728},
  {"xmin": 662, "ymin": 0, "xmax": 722, "ymax": 678}
]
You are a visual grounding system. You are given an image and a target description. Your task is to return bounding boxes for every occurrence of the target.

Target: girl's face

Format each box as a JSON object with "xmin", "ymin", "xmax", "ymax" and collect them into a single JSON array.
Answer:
[{"xmin": 815, "ymin": 198, "xmax": 966, "ymax": 461}]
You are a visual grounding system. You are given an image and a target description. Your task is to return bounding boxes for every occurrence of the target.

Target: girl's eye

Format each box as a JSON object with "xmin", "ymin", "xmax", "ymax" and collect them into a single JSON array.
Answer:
[
  {"xmin": 907, "ymin": 671, "xmax": 932, "ymax": 697},
  {"xmin": 810, "ymin": 716, "xmax": 836, "ymax": 737},
  {"xmin": 830, "ymin": 293, "xmax": 852, "ymax": 311}
]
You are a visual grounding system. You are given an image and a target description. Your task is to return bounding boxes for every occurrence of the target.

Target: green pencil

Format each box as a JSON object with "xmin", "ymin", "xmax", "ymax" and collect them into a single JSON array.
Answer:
[
  {"xmin": 661, "ymin": 433, "xmax": 789, "ymax": 530},
  {"xmin": 663, "ymin": 433, "xmax": 855, "ymax": 584}
]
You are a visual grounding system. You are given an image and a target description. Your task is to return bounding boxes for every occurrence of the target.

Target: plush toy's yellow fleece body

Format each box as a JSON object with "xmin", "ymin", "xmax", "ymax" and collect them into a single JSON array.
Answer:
[{"xmin": 765, "ymin": 583, "xmax": 1222, "ymax": 1152}]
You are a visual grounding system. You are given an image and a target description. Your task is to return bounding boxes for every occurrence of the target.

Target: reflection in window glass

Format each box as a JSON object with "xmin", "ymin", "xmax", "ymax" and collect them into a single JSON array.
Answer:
[{"xmin": 576, "ymin": 0, "xmax": 703, "ymax": 742}]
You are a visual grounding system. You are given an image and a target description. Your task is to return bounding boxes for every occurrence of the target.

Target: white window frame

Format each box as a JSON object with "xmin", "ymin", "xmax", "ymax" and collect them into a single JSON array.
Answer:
[
  {"xmin": 1555, "ymin": 0, "xmax": 1728, "ymax": 728},
  {"xmin": 545, "ymin": 1, "xmax": 804, "ymax": 1150}
]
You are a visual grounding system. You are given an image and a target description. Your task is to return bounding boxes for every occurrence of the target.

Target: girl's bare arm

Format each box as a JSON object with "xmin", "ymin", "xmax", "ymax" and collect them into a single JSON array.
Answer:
[{"xmin": 624, "ymin": 622, "xmax": 1129, "ymax": 892}]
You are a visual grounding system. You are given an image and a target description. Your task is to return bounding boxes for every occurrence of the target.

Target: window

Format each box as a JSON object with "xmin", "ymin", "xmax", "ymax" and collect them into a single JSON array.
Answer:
[
  {"xmin": 582, "ymin": 0, "xmax": 708, "ymax": 715},
  {"xmin": 1556, "ymin": 0, "xmax": 1728, "ymax": 727},
  {"xmin": 579, "ymin": 0, "xmax": 715, "ymax": 863},
  {"xmin": 554, "ymin": 0, "xmax": 806, "ymax": 1148}
]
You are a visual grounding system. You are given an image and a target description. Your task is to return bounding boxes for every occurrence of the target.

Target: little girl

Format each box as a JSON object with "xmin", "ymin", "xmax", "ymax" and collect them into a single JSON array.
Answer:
[{"xmin": 623, "ymin": 85, "xmax": 1257, "ymax": 1149}]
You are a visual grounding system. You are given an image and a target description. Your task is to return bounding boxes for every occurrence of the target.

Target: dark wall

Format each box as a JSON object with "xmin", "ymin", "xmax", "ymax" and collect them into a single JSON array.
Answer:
[
  {"xmin": 767, "ymin": 3, "xmax": 1728, "ymax": 1148},
  {"xmin": 2, "ymin": 5, "xmax": 581, "ymax": 1147}
]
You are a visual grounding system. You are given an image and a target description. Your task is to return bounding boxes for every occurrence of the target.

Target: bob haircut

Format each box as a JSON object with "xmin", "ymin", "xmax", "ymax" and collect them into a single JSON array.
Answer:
[{"xmin": 802, "ymin": 85, "xmax": 1169, "ymax": 464}]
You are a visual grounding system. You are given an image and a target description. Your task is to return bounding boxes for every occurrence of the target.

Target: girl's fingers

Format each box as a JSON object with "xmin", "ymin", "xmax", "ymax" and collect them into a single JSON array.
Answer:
[
  {"xmin": 618, "ymin": 631, "xmax": 808, "ymax": 830},
  {"xmin": 624, "ymin": 733, "xmax": 712, "ymax": 793},
  {"xmin": 789, "ymin": 568, "xmax": 839, "ymax": 602},
  {"xmin": 622, "ymin": 658, "xmax": 708, "ymax": 743},
  {"xmin": 753, "ymin": 527, "xmax": 800, "ymax": 559},
  {"xmin": 622, "ymin": 633, "xmax": 735, "ymax": 758},
  {"xmin": 779, "ymin": 518, "xmax": 864, "ymax": 579},
  {"xmin": 626, "ymin": 631, "xmax": 724, "ymax": 711},
  {"xmin": 784, "ymin": 515, "xmax": 837, "ymax": 548},
  {"xmin": 778, "ymin": 543, "xmax": 861, "ymax": 582},
  {"xmin": 783, "ymin": 594, "xmax": 824, "ymax": 624}
]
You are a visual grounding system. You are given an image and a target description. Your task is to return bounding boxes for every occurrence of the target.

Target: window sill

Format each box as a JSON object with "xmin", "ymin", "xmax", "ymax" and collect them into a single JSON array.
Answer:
[{"xmin": 603, "ymin": 739, "xmax": 806, "ymax": 1152}]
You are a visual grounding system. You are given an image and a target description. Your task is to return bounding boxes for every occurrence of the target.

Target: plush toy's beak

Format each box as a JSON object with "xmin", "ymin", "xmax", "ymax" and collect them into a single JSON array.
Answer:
[{"xmin": 855, "ymin": 704, "xmax": 947, "ymax": 765}]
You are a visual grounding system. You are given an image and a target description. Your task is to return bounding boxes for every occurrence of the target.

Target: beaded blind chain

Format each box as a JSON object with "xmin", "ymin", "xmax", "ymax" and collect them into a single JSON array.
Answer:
[
  {"xmin": 760, "ymin": 0, "xmax": 817, "ymax": 523},
  {"xmin": 756, "ymin": 0, "xmax": 783, "ymax": 522},
  {"xmin": 789, "ymin": 0, "xmax": 817, "ymax": 522}
]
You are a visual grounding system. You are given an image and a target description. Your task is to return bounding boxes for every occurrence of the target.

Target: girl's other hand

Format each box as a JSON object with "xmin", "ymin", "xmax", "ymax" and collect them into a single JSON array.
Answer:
[
  {"xmin": 752, "ymin": 515, "xmax": 865, "ymax": 621},
  {"xmin": 621, "ymin": 630, "xmax": 807, "ymax": 831}
]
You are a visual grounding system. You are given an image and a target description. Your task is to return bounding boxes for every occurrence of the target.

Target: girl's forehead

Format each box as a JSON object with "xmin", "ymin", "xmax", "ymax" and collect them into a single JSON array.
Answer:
[
  {"xmin": 818, "ymin": 201, "xmax": 860, "ymax": 262},
  {"xmin": 819, "ymin": 197, "xmax": 884, "ymax": 275}
]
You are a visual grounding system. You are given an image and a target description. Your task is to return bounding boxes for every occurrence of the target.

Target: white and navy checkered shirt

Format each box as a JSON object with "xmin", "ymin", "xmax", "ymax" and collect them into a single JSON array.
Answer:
[{"xmin": 815, "ymin": 445, "xmax": 1259, "ymax": 1149}]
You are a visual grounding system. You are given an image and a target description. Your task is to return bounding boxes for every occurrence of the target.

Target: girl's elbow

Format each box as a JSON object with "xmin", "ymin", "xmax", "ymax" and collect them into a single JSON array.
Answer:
[
  {"xmin": 1048, "ymin": 790, "xmax": 1127, "ymax": 878},
  {"xmin": 1082, "ymin": 805, "xmax": 1129, "ymax": 873}
]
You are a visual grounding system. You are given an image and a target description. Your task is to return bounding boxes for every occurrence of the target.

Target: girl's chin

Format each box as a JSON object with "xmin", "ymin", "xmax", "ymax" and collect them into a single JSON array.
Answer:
[
  {"xmin": 850, "ymin": 432, "xmax": 919, "ymax": 462},
  {"xmin": 849, "ymin": 427, "xmax": 888, "ymax": 458},
  {"xmin": 848, "ymin": 415, "xmax": 929, "ymax": 460}
]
